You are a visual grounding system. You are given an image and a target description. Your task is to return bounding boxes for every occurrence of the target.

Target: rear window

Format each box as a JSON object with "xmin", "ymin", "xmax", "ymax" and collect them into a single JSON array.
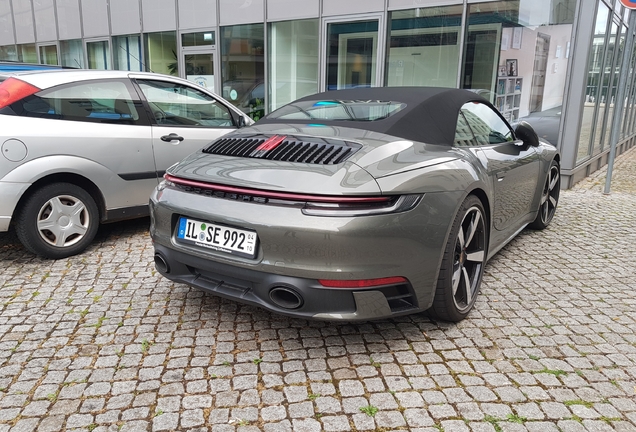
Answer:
[
  {"xmin": 266, "ymin": 100, "xmax": 406, "ymax": 122},
  {"xmin": 7, "ymin": 79, "xmax": 142, "ymax": 125}
]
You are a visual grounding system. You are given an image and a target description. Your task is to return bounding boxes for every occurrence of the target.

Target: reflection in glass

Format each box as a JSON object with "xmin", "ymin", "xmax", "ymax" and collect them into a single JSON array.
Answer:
[
  {"xmin": 462, "ymin": 0, "xmax": 576, "ymax": 148},
  {"xmin": 269, "ymin": 19, "xmax": 319, "ymax": 112},
  {"xmin": 593, "ymin": 24, "xmax": 623, "ymax": 155},
  {"xmin": 578, "ymin": 3, "xmax": 610, "ymax": 162},
  {"xmin": 221, "ymin": 23, "xmax": 265, "ymax": 121},
  {"xmin": 87, "ymin": 40, "xmax": 110, "ymax": 70},
  {"xmin": 17, "ymin": 44, "xmax": 37, "ymax": 63},
  {"xmin": 144, "ymin": 31, "xmax": 178, "ymax": 76},
  {"xmin": 185, "ymin": 54, "xmax": 215, "ymax": 92},
  {"xmin": 386, "ymin": 6, "xmax": 463, "ymax": 88},
  {"xmin": 267, "ymin": 100, "xmax": 406, "ymax": 121},
  {"xmin": 0, "ymin": 45, "xmax": 18, "ymax": 61},
  {"xmin": 113, "ymin": 35, "xmax": 142, "ymax": 71},
  {"xmin": 39, "ymin": 45, "xmax": 58, "ymax": 65},
  {"xmin": 60, "ymin": 40, "xmax": 84, "ymax": 68},
  {"xmin": 622, "ymin": 44, "xmax": 636, "ymax": 139},
  {"xmin": 327, "ymin": 20, "xmax": 379, "ymax": 91},
  {"xmin": 182, "ymin": 31, "xmax": 215, "ymax": 47}
]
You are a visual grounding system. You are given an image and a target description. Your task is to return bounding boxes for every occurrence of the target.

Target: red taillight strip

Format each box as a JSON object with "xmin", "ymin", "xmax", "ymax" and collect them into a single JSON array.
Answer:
[
  {"xmin": 164, "ymin": 173, "xmax": 389, "ymax": 204},
  {"xmin": 0, "ymin": 78, "xmax": 41, "ymax": 109},
  {"xmin": 319, "ymin": 276, "xmax": 409, "ymax": 288}
]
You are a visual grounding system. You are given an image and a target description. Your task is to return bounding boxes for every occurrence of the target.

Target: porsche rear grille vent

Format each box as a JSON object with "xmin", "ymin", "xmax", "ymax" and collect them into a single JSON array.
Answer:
[{"xmin": 203, "ymin": 135, "xmax": 362, "ymax": 165}]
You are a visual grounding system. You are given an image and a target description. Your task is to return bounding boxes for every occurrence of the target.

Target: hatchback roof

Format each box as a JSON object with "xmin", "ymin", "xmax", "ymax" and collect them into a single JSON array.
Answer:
[{"xmin": 5, "ymin": 69, "xmax": 190, "ymax": 90}]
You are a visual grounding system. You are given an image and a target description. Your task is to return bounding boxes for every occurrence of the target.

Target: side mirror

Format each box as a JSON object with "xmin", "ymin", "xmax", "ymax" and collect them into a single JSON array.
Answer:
[
  {"xmin": 237, "ymin": 115, "xmax": 246, "ymax": 128},
  {"xmin": 514, "ymin": 121, "xmax": 540, "ymax": 147}
]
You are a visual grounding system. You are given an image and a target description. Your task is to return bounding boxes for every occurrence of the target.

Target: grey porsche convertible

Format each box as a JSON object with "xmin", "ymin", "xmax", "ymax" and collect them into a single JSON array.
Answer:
[{"xmin": 149, "ymin": 87, "xmax": 560, "ymax": 322}]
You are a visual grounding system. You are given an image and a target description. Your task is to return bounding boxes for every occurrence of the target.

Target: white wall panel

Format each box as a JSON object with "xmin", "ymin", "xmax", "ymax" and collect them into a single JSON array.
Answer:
[
  {"xmin": 34, "ymin": 0, "xmax": 57, "ymax": 42},
  {"xmin": 267, "ymin": 0, "xmax": 319, "ymax": 21},
  {"xmin": 219, "ymin": 0, "xmax": 263, "ymax": 26},
  {"xmin": 0, "ymin": 0, "xmax": 16, "ymax": 46},
  {"xmin": 141, "ymin": 0, "xmax": 176, "ymax": 32},
  {"xmin": 179, "ymin": 0, "xmax": 216, "ymax": 30},
  {"xmin": 110, "ymin": 0, "xmax": 141, "ymax": 35},
  {"xmin": 13, "ymin": 0, "xmax": 35, "ymax": 43},
  {"xmin": 322, "ymin": 0, "xmax": 384, "ymax": 16},
  {"xmin": 81, "ymin": 0, "xmax": 109, "ymax": 37},
  {"xmin": 56, "ymin": 0, "xmax": 82, "ymax": 40}
]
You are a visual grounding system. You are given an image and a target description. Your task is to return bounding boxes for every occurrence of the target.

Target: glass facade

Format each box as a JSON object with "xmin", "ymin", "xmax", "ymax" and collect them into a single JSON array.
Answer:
[
  {"xmin": 87, "ymin": 40, "xmax": 110, "ymax": 70},
  {"xmin": 113, "ymin": 35, "xmax": 143, "ymax": 71},
  {"xmin": 144, "ymin": 31, "xmax": 178, "ymax": 76},
  {"xmin": 0, "ymin": 45, "xmax": 18, "ymax": 61},
  {"xmin": 38, "ymin": 45, "xmax": 58, "ymax": 65},
  {"xmin": 462, "ymin": 0, "xmax": 576, "ymax": 131},
  {"xmin": 0, "ymin": 0, "xmax": 635, "ymax": 188},
  {"xmin": 579, "ymin": 2, "xmax": 610, "ymax": 162},
  {"xmin": 60, "ymin": 40, "xmax": 84, "ymax": 68},
  {"xmin": 268, "ymin": 19, "xmax": 319, "ymax": 112},
  {"xmin": 221, "ymin": 23, "xmax": 265, "ymax": 121},
  {"xmin": 386, "ymin": 6, "xmax": 463, "ymax": 88},
  {"xmin": 327, "ymin": 20, "xmax": 379, "ymax": 91},
  {"xmin": 182, "ymin": 31, "xmax": 215, "ymax": 47},
  {"xmin": 17, "ymin": 44, "xmax": 37, "ymax": 63}
]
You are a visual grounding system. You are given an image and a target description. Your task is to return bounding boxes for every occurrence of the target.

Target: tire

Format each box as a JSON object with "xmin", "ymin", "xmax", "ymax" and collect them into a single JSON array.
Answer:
[
  {"xmin": 528, "ymin": 160, "xmax": 560, "ymax": 230},
  {"xmin": 429, "ymin": 195, "xmax": 488, "ymax": 322},
  {"xmin": 15, "ymin": 182, "xmax": 100, "ymax": 259}
]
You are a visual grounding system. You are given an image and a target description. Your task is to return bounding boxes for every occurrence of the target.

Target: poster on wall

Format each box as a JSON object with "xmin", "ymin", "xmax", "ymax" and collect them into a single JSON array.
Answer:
[
  {"xmin": 506, "ymin": 59, "xmax": 518, "ymax": 77},
  {"xmin": 512, "ymin": 27, "xmax": 523, "ymax": 49},
  {"xmin": 501, "ymin": 29, "xmax": 510, "ymax": 51}
]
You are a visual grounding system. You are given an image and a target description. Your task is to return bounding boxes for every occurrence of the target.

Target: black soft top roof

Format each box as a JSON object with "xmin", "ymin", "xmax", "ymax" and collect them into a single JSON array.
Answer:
[{"xmin": 258, "ymin": 87, "xmax": 492, "ymax": 145}]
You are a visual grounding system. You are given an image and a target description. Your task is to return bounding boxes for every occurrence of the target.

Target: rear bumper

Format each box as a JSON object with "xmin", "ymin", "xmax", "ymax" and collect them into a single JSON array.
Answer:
[
  {"xmin": 150, "ymin": 184, "xmax": 463, "ymax": 320},
  {"xmin": 153, "ymin": 242, "xmax": 420, "ymax": 320}
]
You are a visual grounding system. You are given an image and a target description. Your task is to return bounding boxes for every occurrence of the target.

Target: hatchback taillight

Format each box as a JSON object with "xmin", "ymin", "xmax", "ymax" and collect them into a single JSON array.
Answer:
[{"xmin": 0, "ymin": 78, "xmax": 40, "ymax": 109}]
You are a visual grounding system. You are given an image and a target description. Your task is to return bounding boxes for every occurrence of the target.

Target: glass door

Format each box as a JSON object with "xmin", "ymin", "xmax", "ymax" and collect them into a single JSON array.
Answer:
[
  {"xmin": 182, "ymin": 51, "xmax": 216, "ymax": 92},
  {"xmin": 322, "ymin": 15, "xmax": 385, "ymax": 91}
]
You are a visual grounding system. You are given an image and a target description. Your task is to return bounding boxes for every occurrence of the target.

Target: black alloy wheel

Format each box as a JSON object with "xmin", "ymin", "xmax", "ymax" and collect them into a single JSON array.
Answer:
[
  {"xmin": 529, "ymin": 160, "xmax": 560, "ymax": 230},
  {"xmin": 430, "ymin": 195, "xmax": 488, "ymax": 322}
]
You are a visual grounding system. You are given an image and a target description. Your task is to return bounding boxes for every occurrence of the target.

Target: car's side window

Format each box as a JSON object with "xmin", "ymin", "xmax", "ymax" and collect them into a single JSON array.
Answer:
[
  {"xmin": 15, "ymin": 80, "xmax": 141, "ymax": 125},
  {"xmin": 137, "ymin": 80, "xmax": 234, "ymax": 127},
  {"xmin": 454, "ymin": 111, "xmax": 477, "ymax": 147},
  {"xmin": 460, "ymin": 102, "xmax": 514, "ymax": 146}
]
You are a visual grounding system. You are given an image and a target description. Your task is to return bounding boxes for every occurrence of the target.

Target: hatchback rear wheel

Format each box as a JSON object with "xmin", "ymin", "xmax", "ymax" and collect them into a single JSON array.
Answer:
[{"xmin": 16, "ymin": 183, "xmax": 99, "ymax": 259}]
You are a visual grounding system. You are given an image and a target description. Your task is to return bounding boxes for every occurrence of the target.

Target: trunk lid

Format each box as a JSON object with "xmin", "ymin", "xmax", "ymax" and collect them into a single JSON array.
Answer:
[{"xmin": 167, "ymin": 123, "xmax": 458, "ymax": 195}]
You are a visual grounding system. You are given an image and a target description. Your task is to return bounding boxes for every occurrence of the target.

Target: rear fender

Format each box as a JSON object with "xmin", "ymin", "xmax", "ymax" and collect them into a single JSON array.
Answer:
[{"xmin": 2, "ymin": 155, "xmax": 156, "ymax": 216}]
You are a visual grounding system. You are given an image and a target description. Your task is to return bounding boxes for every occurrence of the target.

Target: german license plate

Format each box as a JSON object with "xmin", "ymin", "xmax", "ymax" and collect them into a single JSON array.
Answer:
[{"xmin": 176, "ymin": 217, "xmax": 258, "ymax": 259}]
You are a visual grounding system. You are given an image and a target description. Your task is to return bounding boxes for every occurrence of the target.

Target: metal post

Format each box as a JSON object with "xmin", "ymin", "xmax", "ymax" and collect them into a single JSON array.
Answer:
[{"xmin": 604, "ymin": 10, "xmax": 636, "ymax": 194}]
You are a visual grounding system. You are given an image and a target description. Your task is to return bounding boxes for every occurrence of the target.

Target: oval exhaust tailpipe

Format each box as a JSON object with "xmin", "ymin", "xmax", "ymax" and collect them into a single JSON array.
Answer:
[
  {"xmin": 154, "ymin": 253, "xmax": 170, "ymax": 274},
  {"xmin": 269, "ymin": 286, "xmax": 303, "ymax": 310}
]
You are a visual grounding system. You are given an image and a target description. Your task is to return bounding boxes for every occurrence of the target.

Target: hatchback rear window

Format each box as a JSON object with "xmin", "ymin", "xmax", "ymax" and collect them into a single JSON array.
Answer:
[
  {"xmin": 8, "ymin": 79, "xmax": 142, "ymax": 125},
  {"xmin": 267, "ymin": 100, "xmax": 406, "ymax": 122}
]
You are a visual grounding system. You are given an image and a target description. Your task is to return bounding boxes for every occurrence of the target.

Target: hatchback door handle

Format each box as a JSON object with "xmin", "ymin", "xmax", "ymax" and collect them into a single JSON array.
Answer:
[{"xmin": 161, "ymin": 133, "xmax": 184, "ymax": 142}]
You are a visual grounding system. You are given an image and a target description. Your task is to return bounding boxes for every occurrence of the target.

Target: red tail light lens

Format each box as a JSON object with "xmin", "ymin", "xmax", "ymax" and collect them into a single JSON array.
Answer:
[
  {"xmin": 0, "ymin": 78, "xmax": 41, "ymax": 109},
  {"xmin": 319, "ymin": 277, "xmax": 408, "ymax": 288}
]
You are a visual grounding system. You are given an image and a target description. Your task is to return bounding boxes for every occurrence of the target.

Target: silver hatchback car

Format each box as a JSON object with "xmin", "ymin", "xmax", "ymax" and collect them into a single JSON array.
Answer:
[{"xmin": 0, "ymin": 70, "xmax": 251, "ymax": 259}]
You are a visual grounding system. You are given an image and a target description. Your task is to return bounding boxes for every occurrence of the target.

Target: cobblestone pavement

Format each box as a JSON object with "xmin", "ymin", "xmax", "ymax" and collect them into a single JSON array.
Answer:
[{"xmin": 0, "ymin": 147, "xmax": 635, "ymax": 432}]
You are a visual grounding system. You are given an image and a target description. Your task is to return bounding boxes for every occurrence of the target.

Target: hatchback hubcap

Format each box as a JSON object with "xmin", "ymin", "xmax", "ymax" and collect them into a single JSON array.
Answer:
[{"xmin": 37, "ymin": 195, "xmax": 90, "ymax": 247}]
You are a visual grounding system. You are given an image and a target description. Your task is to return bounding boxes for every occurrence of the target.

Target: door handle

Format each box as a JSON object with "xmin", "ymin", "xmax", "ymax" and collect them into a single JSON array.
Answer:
[{"xmin": 161, "ymin": 133, "xmax": 184, "ymax": 142}]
